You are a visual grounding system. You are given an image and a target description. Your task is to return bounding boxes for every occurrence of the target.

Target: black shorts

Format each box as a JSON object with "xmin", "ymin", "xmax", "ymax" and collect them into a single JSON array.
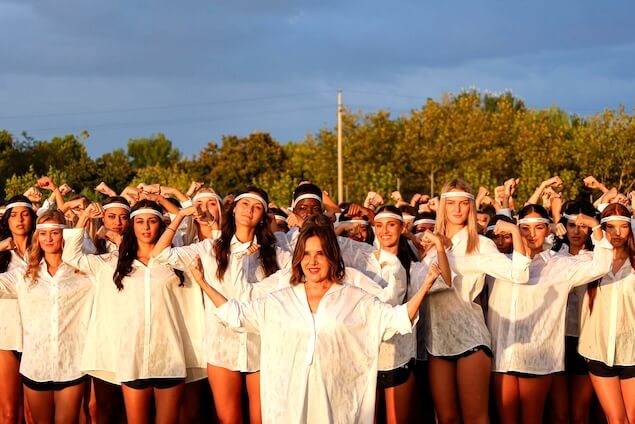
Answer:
[
  {"xmin": 435, "ymin": 345, "xmax": 493, "ymax": 362},
  {"xmin": 587, "ymin": 360, "xmax": 635, "ymax": 380},
  {"xmin": 377, "ymin": 359, "xmax": 415, "ymax": 389},
  {"xmin": 122, "ymin": 378, "xmax": 184, "ymax": 390},
  {"xmin": 12, "ymin": 350, "xmax": 21, "ymax": 361},
  {"xmin": 504, "ymin": 371, "xmax": 549, "ymax": 379},
  {"xmin": 564, "ymin": 336, "xmax": 588, "ymax": 375},
  {"xmin": 21, "ymin": 375, "xmax": 87, "ymax": 392}
]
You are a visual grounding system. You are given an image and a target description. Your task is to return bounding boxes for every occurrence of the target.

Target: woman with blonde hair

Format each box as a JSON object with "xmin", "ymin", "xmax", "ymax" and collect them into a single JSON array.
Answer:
[
  {"xmin": 0, "ymin": 210, "xmax": 93, "ymax": 424},
  {"xmin": 427, "ymin": 178, "xmax": 530, "ymax": 424}
]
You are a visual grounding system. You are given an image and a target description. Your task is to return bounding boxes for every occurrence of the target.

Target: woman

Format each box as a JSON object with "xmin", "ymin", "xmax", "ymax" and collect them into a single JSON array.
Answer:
[
  {"xmin": 427, "ymin": 178, "xmax": 530, "ymax": 424},
  {"xmin": 0, "ymin": 210, "xmax": 93, "ymax": 424},
  {"xmin": 0, "ymin": 196, "xmax": 36, "ymax": 424},
  {"xmin": 548, "ymin": 201, "xmax": 597, "ymax": 424},
  {"xmin": 180, "ymin": 188, "xmax": 223, "ymax": 246},
  {"xmin": 578, "ymin": 203, "xmax": 635, "ymax": 423},
  {"xmin": 189, "ymin": 215, "xmax": 444, "ymax": 423},
  {"xmin": 63, "ymin": 200, "xmax": 191, "ymax": 424},
  {"xmin": 487, "ymin": 204, "xmax": 612, "ymax": 423},
  {"xmin": 151, "ymin": 187, "xmax": 290, "ymax": 424}
]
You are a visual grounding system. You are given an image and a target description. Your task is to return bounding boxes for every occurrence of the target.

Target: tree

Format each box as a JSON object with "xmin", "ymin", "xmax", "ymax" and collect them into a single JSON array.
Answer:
[{"xmin": 127, "ymin": 133, "xmax": 181, "ymax": 168}]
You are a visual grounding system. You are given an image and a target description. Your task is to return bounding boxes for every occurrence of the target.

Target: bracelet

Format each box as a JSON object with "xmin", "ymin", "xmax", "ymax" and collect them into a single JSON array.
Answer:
[
  {"xmin": 591, "ymin": 224, "xmax": 602, "ymax": 232},
  {"xmin": 165, "ymin": 227, "xmax": 177, "ymax": 233}
]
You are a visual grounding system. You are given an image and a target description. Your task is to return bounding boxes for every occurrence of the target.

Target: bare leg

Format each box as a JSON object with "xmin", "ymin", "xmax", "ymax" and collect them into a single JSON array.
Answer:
[
  {"xmin": 0, "ymin": 351, "xmax": 21, "ymax": 424},
  {"xmin": 121, "ymin": 385, "xmax": 152, "ymax": 424},
  {"xmin": 456, "ymin": 350, "xmax": 490, "ymax": 424},
  {"xmin": 244, "ymin": 372, "xmax": 262, "ymax": 424},
  {"xmin": 23, "ymin": 387, "xmax": 54, "ymax": 424},
  {"xmin": 207, "ymin": 364, "xmax": 243, "ymax": 424},
  {"xmin": 492, "ymin": 373, "xmax": 519, "ymax": 424},
  {"xmin": 428, "ymin": 357, "xmax": 460, "ymax": 424},
  {"xmin": 619, "ymin": 377, "xmax": 635, "ymax": 424},
  {"xmin": 92, "ymin": 378, "xmax": 126, "ymax": 424},
  {"xmin": 154, "ymin": 383, "xmax": 185, "ymax": 424},
  {"xmin": 547, "ymin": 374, "xmax": 569, "ymax": 424},
  {"xmin": 517, "ymin": 375, "xmax": 552, "ymax": 424},
  {"xmin": 53, "ymin": 382, "xmax": 86, "ymax": 424},
  {"xmin": 589, "ymin": 374, "xmax": 627, "ymax": 424},
  {"xmin": 383, "ymin": 372, "xmax": 415, "ymax": 424},
  {"xmin": 570, "ymin": 374, "xmax": 594, "ymax": 424}
]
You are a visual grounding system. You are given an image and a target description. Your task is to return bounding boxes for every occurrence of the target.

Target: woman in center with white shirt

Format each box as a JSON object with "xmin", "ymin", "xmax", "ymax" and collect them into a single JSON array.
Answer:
[
  {"xmin": 487, "ymin": 204, "xmax": 613, "ymax": 424},
  {"xmin": 150, "ymin": 186, "xmax": 290, "ymax": 424},
  {"xmin": 189, "ymin": 214, "xmax": 444, "ymax": 424},
  {"xmin": 427, "ymin": 178, "xmax": 531, "ymax": 424}
]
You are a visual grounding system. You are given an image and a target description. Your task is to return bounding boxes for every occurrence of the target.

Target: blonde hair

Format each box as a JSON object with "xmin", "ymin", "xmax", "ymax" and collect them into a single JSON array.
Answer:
[
  {"xmin": 435, "ymin": 178, "xmax": 480, "ymax": 254},
  {"xmin": 25, "ymin": 210, "xmax": 66, "ymax": 285},
  {"xmin": 184, "ymin": 188, "xmax": 223, "ymax": 245}
]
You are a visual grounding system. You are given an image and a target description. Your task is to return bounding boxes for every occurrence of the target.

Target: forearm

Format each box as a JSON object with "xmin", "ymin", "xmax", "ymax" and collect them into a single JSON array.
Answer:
[{"xmin": 434, "ymin": 243, "xmax": 452, "ymax": 288}]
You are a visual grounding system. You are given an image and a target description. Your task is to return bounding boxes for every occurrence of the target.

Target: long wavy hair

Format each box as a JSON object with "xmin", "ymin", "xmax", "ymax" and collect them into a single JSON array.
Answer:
[
  {"xmin": 600, "ymin": 203, "xmax": 635, "ymax": 270},
  {"xmin": 25, "ymin": 210, "xmax": 66, "ymax": 285},
  {"xmin": 435, "ymin": 179, "xmax": 480, "ymax": 254},
  {"xmin": 213, "ymin": 186, "xmax": 279, "ymax": 281},
  {"xmin": 113, "ymin": 200, "xmax": 184, "ymax": 290},
  {"xmin": 0, "ymin": 195, "xmax": 36, "ymax": 272},
  {"xmin": 290, "ymin": 214, "xmax": 345, "ymax": 286}
]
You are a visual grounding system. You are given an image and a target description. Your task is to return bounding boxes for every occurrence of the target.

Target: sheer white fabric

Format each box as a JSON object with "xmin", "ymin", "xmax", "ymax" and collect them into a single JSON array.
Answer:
[
  {"xmin": 424, "ymin": 227, "xmax": 531, "ymax": 356},
  {"xmin": 153, "ymin": 235, "xmax": 291, "ymax": 372},
  {"xmin": 0, "ymin": 261, "xmax": 93, "ymax": 382},
  {"xmin": 579, "ymin": 259, "xmax": 635, "ymax": 367},
  {"xmin": 487, "ymin": 236, "xmax": 613, "ymax": 374},
  {"xmin": 0, "ymin": 251, "xmax": 27, "ymax": 351},
  {"xmin": 215, "ymin": 282, "xmax": 414, "ymax": 424},
  {"xmin": 62, "ymin": 228, "xmax": 194, "ymax": 383}
]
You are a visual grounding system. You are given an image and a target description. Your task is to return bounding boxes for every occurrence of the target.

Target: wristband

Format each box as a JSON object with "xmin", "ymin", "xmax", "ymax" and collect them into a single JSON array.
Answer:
[{"xmin": 591, "ymin": 224, "xmax": 602, "ymax": 232}]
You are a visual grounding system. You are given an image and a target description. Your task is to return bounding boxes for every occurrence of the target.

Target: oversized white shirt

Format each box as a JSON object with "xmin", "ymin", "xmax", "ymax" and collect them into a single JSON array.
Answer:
[
  {"xmin": 215, "ymin": 281, "xmax": 415, "ymax": 424},
  {"xmin": 579, "ymin": 258, "xmax": 635, "ymax": 367},
  {"xmin": 0, "ymin": 250, "xmax": 27, "ymax": 351},
  {"xmin": 0, "ymin": 261, "xmax": 93, "ymax": 382},
  {"xmin": 424, "ymin": 227, "xmax": 531, "ymax": 356},
  {"xmin": 487, "ymin": 236, "xmax": 613, "ymax": 374},
  {"xmin": 63, "ymin": 228, "xmax": 192, "ymax": 383},
  {"xmin": 154, "ymin": 235, "xmax": 291, "ymax": 372},
  {"xmin": 556, "ymin": 245, "xmax": 592, "ymax": 338}
]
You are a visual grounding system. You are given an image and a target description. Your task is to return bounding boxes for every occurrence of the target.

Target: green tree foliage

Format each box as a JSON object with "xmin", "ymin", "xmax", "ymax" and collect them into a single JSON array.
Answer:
[
  {"xmin": 94, "ymin": 149, "xmax": 135, "ymax": 194},
  {"xmin": 127, "ymin": 133, "xmax": 181, "ymax": 168}
]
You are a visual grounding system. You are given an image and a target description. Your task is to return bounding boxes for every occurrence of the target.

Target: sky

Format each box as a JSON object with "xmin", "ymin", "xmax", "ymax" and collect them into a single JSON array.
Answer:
[{"xmin": 1, "ymin": 0, "xmax": 635, "ymax": 158}]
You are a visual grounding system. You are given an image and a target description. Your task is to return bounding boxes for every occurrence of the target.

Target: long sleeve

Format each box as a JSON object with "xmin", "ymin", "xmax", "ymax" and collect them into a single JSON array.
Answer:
[
  {"xmin": 214, "ymin": 298, "xmax": 265, "ymax": 335},
  {"xmin": 62, "ymin": 228, "xmax": 107, "ymax": 277},
  {"xmin": 451, "ymin": 249, "xmax": 531, "ymax": 284},
  {"xmin": 0, "ymin": 270, "xmax": 18, "ymax": 298}
]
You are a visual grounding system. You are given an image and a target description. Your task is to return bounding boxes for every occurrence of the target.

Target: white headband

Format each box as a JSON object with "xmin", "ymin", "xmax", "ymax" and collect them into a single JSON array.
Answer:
[
  {"xmin": 130, "ymin": 208, "xmax": 164, "ymax": 219},
  {"xmin": 103, "ymin": 203, "xmax": 131, "ymax": 212},
  {"xmin": 347, "ymin": 219, "xmax": 369, "ymax": 226},
  {"xmin": 403, "ymin": 214, "xmax": 414, "ymax": 221},
  {"xmin": 193, "ymin": 192, "xmax": 222, "ymax": 203},
  {"xmin": 518, "ymin": 217, "xmax": 550, "ymax": 225},
  {"xmin": 563, "ymin": 213, "xmax": 578, "ymax": 221},
  {"xmin": 374, "ymin": 212, "xmax": 404, "ymax": 222},
  {"xmin": 293, "ymin": 193, "xmax": 323, "ymax": 208},
  {"xmin": 600, "ymin": 216, "xmax": 632, "ymax": 224},
  {"xmin": 234, "ymin": 193, "xmax": 268, "ymax": 212},
  {"xmin": 440, "ymin": 191, "xmax": 475, "ymax": 200},
  {"xmin": 274, "ymin": 214, "xmax": 288, "ymax": 223},
  {"xmin": 486, "ymin": 225, "xmax": 496, "ymax": 232},
  {"xmin": 36, "ymin": 223, "xmax": 66, "ymax": 230},
  {"xmin": 6, "ymin": 202, "xmax": 34, "ymax": 210},
  {"xmin": 413, "ymin": 218, "xmax": 436, "ymax": 226}
]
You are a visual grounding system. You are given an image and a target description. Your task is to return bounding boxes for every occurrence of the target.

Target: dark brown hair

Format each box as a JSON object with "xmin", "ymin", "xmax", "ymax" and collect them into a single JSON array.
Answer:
[{"xmin": 290, "ymin": 214, "xmax": 345, "ymax": 286}]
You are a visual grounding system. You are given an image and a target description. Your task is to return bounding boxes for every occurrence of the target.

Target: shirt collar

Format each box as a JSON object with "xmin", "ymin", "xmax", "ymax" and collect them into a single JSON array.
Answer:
[{"xmin": 230, "ymin": 234, "xmax": 258, "ymax": 254}]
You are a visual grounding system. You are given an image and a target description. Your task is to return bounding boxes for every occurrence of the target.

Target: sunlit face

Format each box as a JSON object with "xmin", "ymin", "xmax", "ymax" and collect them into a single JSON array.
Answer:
[
  {"xmin": 565, "ymin": 220, "xmax": 590, "ymax": 249},
  {"xmin": 492, "ymin": 233, "xmax": 513, "ymax": 254},
  {"xmin": 132, "ymin": 213, "xmax": 162, "ymax": 244},
  {"xmin": 374, "ymin": 218, "xmax": 402, "ymax": 250},
  {"xmin": 444, "ymin": 192, "xmax": 471, "ymax": 226},
  {"xmin": 519, "ymin": 212, "xmax": 549, "ymax": 252},
  {"xmin": 293, "ymin": 199, "xmax": 322, "ymax": 220},
  {"xmin": 37, "ymin": 226, "xmax": 64, "ymax": 254},
  {"xmin": 477, "ymin": 213, "xmax": 491, "ymax": 229},
  {"xmin": 301, "ymin": 236, "xmax": 331, "ymax": 284},
  {"xmin": 234, "ymin": 194, "xmax": 265, "ymax": 229},
  {"xmin": 345, "ymin": 223, "xmax": 368, "ymax": 243},
  {"xmin": 604, "ymin": 219, "xmax": 631, "ymax": 249},
  {"xmin": 8, "ymin": 207, "xmax": 33, "ymax": 237},
  {"xmin": 103, "ymin": 208, "xmax": 130, "ymax": 234},
  {"xmin": 194, "ymin": 195, "xmax": 221, "ymax": 223}
]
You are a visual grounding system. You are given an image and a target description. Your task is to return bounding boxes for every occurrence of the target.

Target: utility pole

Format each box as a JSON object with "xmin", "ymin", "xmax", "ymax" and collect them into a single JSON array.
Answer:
[{"xmin": 337, "ymin": 90, "xmax": 344, "ymax": 204}]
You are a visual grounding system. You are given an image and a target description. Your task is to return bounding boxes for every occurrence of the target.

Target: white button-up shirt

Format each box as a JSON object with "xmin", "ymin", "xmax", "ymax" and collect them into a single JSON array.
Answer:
[
  {"xmin": 0, "ymin": 260, "xmax": 93, "ymax": 382},
  {"xmin": 0, "ymin": 250, "xmax": 27, "ymax": 351},
  {"xmin": 424, "ymin": 227, "xmax": 531, "ymax": 356},
  {"xmin": 154, "ymin": 235, "xmax": 291, "ymax": 372},
  {"xmin": 579, "ymin": 257, "xmax": 635, "ymax": 367},
  {"xmin": 216, "ymin": 281, "xmax": 414, "ymax": 424},
  {"xmin": 487, "ymin": 236, "xmax": 613, "ymax": 374},
  {"xmin": 63, "ymin": 228, "xmax": 192, "ymax": 383}
]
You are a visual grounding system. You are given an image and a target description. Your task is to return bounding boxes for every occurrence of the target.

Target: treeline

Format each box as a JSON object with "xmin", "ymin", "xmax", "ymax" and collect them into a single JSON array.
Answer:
[{"xmin": 2, "ymin": 90, "xmax": 634, "ymax": 206}]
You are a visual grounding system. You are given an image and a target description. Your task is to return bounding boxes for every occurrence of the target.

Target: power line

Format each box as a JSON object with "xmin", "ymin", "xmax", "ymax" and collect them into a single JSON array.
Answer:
[{"xmin": 0, "ymin": 91, "xmax": 333, "ymax": 120}]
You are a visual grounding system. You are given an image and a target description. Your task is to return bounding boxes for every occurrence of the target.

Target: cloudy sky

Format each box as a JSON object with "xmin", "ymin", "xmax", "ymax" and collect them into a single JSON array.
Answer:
[{"xmin": 1, "ymin": 0, "xmax": 634, "ymax": 158}]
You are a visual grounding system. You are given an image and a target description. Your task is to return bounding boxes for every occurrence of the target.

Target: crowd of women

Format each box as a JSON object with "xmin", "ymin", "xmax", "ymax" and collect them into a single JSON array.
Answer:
[{"xmin": 0, "ymin": 173, "xmax": 633, "ymax": 424}]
